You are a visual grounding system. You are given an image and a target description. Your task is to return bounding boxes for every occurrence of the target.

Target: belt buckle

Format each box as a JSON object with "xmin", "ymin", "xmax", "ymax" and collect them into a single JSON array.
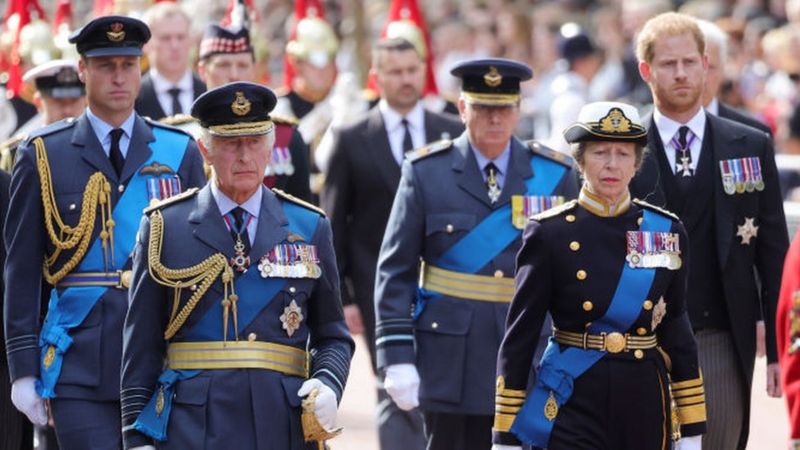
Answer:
[
  {"xmin": 115, "ymin": 270, "xmax": 132, "ymax": 290},
  {"xmin": 603, "ymin": 332, "xmax": 626, "ymax": 353}
]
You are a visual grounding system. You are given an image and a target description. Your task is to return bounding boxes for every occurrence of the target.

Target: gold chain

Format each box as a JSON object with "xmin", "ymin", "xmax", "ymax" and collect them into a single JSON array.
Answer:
[
  {"xmin": 148, "ymin": 210, "xmax": 236, "ymax": 340},
  {"xmin": 35, "ymin": 137, "xmax": 114, "ymax": 284}
]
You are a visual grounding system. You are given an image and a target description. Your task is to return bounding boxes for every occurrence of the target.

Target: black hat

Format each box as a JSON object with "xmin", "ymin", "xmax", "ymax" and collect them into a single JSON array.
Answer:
[
  {"xmin": 558, "ymin": 30, "xmax": 598, "ymax": 64},
  {"xmin": 563, "ymin": 101, "xmax": 647, "ymax": 146},
  {"xmin": 191, "ymin": 82, "xmax": 276, "ymax": 137},
  {"xmin": 450, "ymin": 58, "xmax": 532, "ymax": 106},
  {"xmin": 68, "ymin": 16, "xmax": 150, "ymax": 58},
  {"xmin": 198, "ymin": 25, "xmax": 253, "ymax": 60},
  {"xmin": 23, "ymin": 60, "xmax": 85, "ymax": 99}
]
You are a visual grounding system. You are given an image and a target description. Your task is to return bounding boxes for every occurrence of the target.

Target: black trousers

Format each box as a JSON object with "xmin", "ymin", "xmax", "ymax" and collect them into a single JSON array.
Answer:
[
  {"xmin": 548, "ymin": 356, "xmax": 673, "ymax": 450},
  {"xmin": 423, "ymin": 411, "xmax": 492, "ymax": 450}
]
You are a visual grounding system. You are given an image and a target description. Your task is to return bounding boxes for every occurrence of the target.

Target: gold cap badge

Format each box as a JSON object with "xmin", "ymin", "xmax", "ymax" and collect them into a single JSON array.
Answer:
[
  {"xmin": 484, "ymin": 66, "xmax": 502, "ymax": 88},
  {"xmin": 231, "ymin": 91, "xmax": 252, "ymax": 116},
  {"xmin": 599, "ymin": 108, "xmax": 632, "ymax": 133},
  {"xmin": 106, "ymin": 22, "xmax": 126, "ymax": 43}
]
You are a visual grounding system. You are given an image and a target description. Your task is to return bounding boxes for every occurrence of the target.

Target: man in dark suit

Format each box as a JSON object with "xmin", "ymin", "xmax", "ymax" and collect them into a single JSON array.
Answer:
[
  {"xmin": 4, "ymin": 16, "xmax": 205, "ymax": 450},
  {"xmin": 135, "ymin": 2, "xmax": 205, "ymax": 121},
  {"xmin": 321, "ymin": 37, "xmax": 463, "ymax": 450},
  {"xmin": 631, "ymin": 13, "xmax": 788, "ymax": 450}
]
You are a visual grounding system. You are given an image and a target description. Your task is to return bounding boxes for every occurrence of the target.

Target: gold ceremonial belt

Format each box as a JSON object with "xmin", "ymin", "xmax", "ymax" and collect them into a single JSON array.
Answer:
[
  {"xmin": 167, "ymin": 341, "xmax": 308, "ymax": 378},
  {"xmin": 56, "ymin": 270, "xmax": 132, "ymax": 289},
  {"xmin": 421, "ymin": 263, "xmax": 515, "ymax": 303},
  {"xmin": 553, "ymin": 329, "xmax": 658, "ymax": 354}
]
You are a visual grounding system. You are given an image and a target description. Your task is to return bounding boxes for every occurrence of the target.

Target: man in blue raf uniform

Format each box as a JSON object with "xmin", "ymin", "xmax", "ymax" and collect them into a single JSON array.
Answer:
[
  {"xmin": 3, "ymin": 15, "xmax": 206, "ymax": 450},
  {"xmin": 374, "ymin": 58, "xmax": 579, "ymax": 450},
  {"xmin": 120, "ymin": 82, "xmax": 353, "ymax": 450}
]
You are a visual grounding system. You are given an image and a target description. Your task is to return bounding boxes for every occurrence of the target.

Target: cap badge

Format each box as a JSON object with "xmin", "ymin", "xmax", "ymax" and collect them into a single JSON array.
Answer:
[
  {"xmin": 599, "ymin": 108, "xmax": 631, "ymax": 133},
  {"xmin": 484, "ymin": 66, "xmax": 502, "ymax": 88},
  {"xmin": 106, "ymin": 22, "xmax": 126, "ymax": 43},
  {"xmin": 231, "ymin": 91, "xmax": 252, "ymax": 116},
  {"xmin": 56, "ymin": 68, "xmax": 78, "ymax": 84}
]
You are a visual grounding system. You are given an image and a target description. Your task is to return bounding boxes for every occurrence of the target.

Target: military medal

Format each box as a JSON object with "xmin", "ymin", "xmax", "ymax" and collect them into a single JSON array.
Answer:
[
  {"xmin": 486, "ymin": 166, "xmax": 501, "ymax": 204},
  {"xmin": 230, "ymin": 238, "xmax": 250, "ymax": 272},
  {"xmin": 736, "ymin": 217, "xmax": 758, "ymax": 245},
  {"xmin": 671, "ymin": 129, "xmax": 696, "ymax": 177},
  {"xmin": 651, "ymin": 296, "xmax": 667, "ymax": 331},
  {"xmin": 544, "ymin": 391, "xmax": 559, "ymax": 421},
  {"xmin": 626, "ymin": 230, "xmax": 681, "ymax": 270},
  {"xmin": 720, "ymin": 157, "xmax": 764, "ymax": 195},
  {"xmin": 225, "ymin": 209, "xmax": 252, "ymax": 272},
  {"xmin": 141, "ymin": 162, "xmax": 181, "ymax": 205},
  {"xmin": 259, "ymin": 243, "xmax": 322, "ymax": 279},
  {"xmin": 280, "ymin": 299, "xmax": 304, "ymax": 337},
  {"xmin": 511, "ymin": 195, "xmax": 566, "ymax": 229}
]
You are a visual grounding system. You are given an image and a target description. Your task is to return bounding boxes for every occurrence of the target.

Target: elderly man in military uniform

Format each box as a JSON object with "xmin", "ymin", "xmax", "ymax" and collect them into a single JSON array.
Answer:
[
  {"xmin": 120, "ymin": 82, "xmax": 353, "ymax": 450},
  {"xmin": 374, "ymin": 59, "xmax": 579, "ymax": 450},
  {"xmin": 1, "ymin": 59, "xmax": 87, "ymax": 171},
  {"xmin": 4, "ymin": 16, "xmax": 205, "ymax": 450}
]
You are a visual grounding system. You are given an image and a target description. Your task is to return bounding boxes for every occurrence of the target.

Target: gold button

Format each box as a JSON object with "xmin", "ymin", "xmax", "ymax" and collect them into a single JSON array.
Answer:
[
  {"xmin": 248, "ymin": 333, "xmax": 257, "ymax": 342},
  {"xmin": 190, "ymin": 284, "xmax": 197, "ymax": 291},
  {"xmin": 582, "ymin": 301, "xmax": 593, "ymax": 311},
  {"xmin": 118, "ymin": 184, "xmax": 125, "ymax": 193},
  {"xmin": 494, "ymin": 270, "xmax": 504, "ymax": 278},
  {"xmin": 289, "ymin": 286, "xmax": 296, "ymax": 294},
  {"xmin": 431, "ymin": 322, "xmax": 438, "ymax": 329},
  {"xmin": 569, "ymin": 241, "xmax": 580, "ymax": 251},
  {"xmin": 566, "ymin": 214, "xmax": 576, "ymax": 223},
  {"xmin": 634, "ymin": 349, "xmax": 644, "ymax": 359},
  {"xmin": 446, "ymin": 224, "xmax": 454, "ymax": 234},
  {"xmin": 637, "ymin": 327, "xmax": 647, "ymax": 336},
  {"xmin": 637, "ymin": 217, "xmax": 644, "ymax": 225},
  {"xmin": 576, "ymin": 270, "xmax": 587, "ymax": 280},
  {"xmin": 643, "ymin": 300, "xmax": 653, "ymax": 310},
  {"xmin": 69, "ymin": 203, "xmax": 76, "ymax": 210}
]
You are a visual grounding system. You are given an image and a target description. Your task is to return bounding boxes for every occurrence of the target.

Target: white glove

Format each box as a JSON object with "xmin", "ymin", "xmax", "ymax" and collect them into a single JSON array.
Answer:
[
  {"xmin": 491, "ymin": 446, "xmax": 523, "ymax": 450},
  {"xmin": 129, "ymin": 446, "xmax": 156, "ymax": 450},
  {"xmin": 297, "ymin": 378, "xmax": 338, "ymax": 431},
  {"xmin": 676, "ymin": 435, "xmax": 702, "ymax": 450},
  {"xmin": 384, "ymin": 363, "xmax": 420, "ymax": 411},
  {"xmin": 10, "ymin": 376, "xmax": 48, "ymax": 426}
]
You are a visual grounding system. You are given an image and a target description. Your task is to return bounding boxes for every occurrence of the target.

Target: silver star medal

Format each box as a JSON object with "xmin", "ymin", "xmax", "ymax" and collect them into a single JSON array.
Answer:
[
  {"xmin": 487, "ymin": 167, "xmax": 501, "ymax": 204},
  {"xmin": 736, "ymin": 217, "xmax": 759, "ymax": 245}
]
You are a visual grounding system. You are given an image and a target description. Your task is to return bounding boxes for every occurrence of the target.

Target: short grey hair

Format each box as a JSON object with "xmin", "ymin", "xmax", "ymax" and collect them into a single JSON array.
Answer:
[
  {"xmin": 200, "ymin": 128, "xmax": 276, "ymax": 155},
  {"xmin": 696, "ymin": 19, "xmax": 728, "ymax": 67}
]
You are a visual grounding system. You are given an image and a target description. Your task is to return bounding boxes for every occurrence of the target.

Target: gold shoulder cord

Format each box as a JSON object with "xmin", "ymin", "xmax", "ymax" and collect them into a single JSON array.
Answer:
[
  {"xmin": 35, "ymin": 137, "xmax": 114, "ymax": 284},
  {"xmin": 147, "ymin": 210, "xmax": 238, "ymax": 341}
]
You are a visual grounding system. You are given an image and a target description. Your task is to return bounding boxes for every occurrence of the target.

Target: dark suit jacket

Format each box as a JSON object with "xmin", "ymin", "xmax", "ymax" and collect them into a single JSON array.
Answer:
[
  {"xmin": 135, "ymin": 72, "xmax": 206, "ymax": 121},
  {"xmin": 718, "ymin": 102, "xmax": 772, "ymax": 136},
  {"xmin": 321, "ymin": 106, "xmax": 463, "ymax": 370},
  {"xmin": 630, "ymin": 112, "xmax": 789, "ymax": 447}
]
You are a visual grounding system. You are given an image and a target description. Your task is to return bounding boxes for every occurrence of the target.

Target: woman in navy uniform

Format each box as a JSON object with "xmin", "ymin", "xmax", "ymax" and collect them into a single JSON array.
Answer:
[{"xmin": 492, "ymin": 102, "xmax": 706, "ymax": 450}]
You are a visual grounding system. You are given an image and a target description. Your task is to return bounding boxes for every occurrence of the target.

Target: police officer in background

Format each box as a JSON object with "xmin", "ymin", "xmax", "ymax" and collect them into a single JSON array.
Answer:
[
  {"xmin": 120, "ymin": 82, "xmax": 353, "ymax": 450},
  {"xmin": 4, "ymin": 16, "xmax": 205, "ymax": 450},
  {"xmin": 374, "ymin": 59, "xmax": 578, "ymax": 450}
]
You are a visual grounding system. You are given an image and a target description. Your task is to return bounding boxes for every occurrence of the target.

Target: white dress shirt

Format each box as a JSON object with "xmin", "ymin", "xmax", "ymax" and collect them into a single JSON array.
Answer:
[
  {"xmin": 86, "ymin": 107, "xmax": 136, "ymax": 158},
  {"xmin": 149, "ymin": 68, "xmax": 194, "ymax": 116},
  {"xmin": 379, "ymin": 99, "xmax": 426, "ymax": 165},
  {"xmin": 210, "ymin": 183, "xmax": 262, "ymax": 246},
  {"xmin": 654, "ymin": 107, "xmax": 706, "ymax": 175}
]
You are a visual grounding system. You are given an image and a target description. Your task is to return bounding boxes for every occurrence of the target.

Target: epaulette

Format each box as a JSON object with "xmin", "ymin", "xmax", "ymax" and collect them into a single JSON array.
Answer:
[
  {"xmin": 271, "ymin": 114, "xmax": 299, "ymax": 127},
  {"xmin": 144, "ymin": 116, "xmax": 192, "ymax": 136},
  {"xmin": 272, "ymin": 188, "xmax": 326, "ymax": 217},
  {"xmin": 144, "ymin": 187, "xmax": 199, "ymax": 214},
  {"xmin": 531, "ymin": 199, "xmax": 578, "ymax": 222},
  {"xmin": 526, "ymin": 140, "xmax": 575, "ymax": 168},
  {"xmin": 406, "ymin": 139, "xmax": 453, "ymax": 162},
  {"xmin": 27, "ymin": 117, "xmax": 75, "ymax": 140},
  {"xmin": 159, "ymin": 114, "xmax": 197, "ymax": 127},
  {"xmin": 632, "ymin": 198, "xmax": 679, "ymax": 221}
]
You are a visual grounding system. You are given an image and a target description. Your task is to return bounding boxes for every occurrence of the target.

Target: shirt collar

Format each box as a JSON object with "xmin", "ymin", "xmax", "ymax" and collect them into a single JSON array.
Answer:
[
  {"xmin": 379, "ymin": 99, "xmax": 425, "ymax": 132},
  {"xmin": 210, "ymin": 182, "xmax": 263, "ymax": 219},
  {"xmin": 578, "ymin": 184, "xmax": 631, "ymax": 217},
  {"xmin": 149, "ymin": 68, "xmax": 193, "ymax": 94},
  {"xmin": 653, "ymin": 106, "xmax": 706, "ymax": 149},
  {"xmin": 85, "ymin": 107, "xmax": 136, "ymax": 142},
  {"xmin": 470, "ymin": 141, "xmax": 511, "ymax": 175},
  {"xmin": 706, "ymin": 97, "xmax": 719, "ymax": 116}
]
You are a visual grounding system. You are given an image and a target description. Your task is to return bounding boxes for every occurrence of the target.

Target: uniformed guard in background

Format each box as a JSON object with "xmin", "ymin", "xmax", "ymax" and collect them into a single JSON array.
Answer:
[
  {"xmin": 492, "ymin": 102, "xmax": 706, "ymax": 450},
  {"xmin": 120, "ymin": 82, "xmax": 353, "ymax": 450},
  {"xmin": 374, "ymin": 58, "xmax": 579, "ymax": 450},
  {"xmin": 4, "ymin": 15, "xmax": 206, "ymax": 450}
]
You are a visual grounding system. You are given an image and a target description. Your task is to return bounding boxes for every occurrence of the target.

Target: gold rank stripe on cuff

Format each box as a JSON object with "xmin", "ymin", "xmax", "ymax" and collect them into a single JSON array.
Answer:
[
  {"xmin": 421, "ymin": 263, "xmax": 515, "ymax": 303},
  {"xmin": 495, "ymin": 404, "xmax": 521, "ymax": 414},
  {"xmin": 493, "ymin": 413, "xmax": 517, "ymax": 433},
  {"xmin": 671, "ymin": 374, "xmax": 706, "ymax": 425},
  {"xmin": 670, "ymin": 375, "xmax": 703, "ymax": 390},
  {"xmin": 676, "ymin": 403, "xmax": 707, "ymax": 425},
  {"xmin": 167, "ymin": 341, "xmax": 308, "ymax": 377}
]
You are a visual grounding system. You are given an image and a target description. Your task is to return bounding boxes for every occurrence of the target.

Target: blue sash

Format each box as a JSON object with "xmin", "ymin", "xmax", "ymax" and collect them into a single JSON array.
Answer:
[
  {"xmin": 415, "ymin": 155, "xmax": 567, "ymax": 317},
  {"xmin": 37, "ymin": 128, "xmax": 189, "ymax": 398},
  {"xmin": 509, "ymin": 209, "xmax": 671, "ymax": 446},
  {"xmin": 133, "ymin": 197, "xmax": 320, "ymax": 441}
]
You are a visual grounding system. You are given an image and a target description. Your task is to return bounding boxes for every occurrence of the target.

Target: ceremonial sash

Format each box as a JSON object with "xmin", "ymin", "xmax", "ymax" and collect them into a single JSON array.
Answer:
[
  {"xmin": 415, "ymin": 155, "xmax": 567, "ymax": 317},
  {"xmin": 37, "ymin": 128, "xmax": 189, "ymax": 398},
  {"xmin": 509, "ymin": 209, "xmax": 671, "ymax": 447},
  {"xmin": 132, "ymin": 198, "xmax": 320, "ymax": 441}
]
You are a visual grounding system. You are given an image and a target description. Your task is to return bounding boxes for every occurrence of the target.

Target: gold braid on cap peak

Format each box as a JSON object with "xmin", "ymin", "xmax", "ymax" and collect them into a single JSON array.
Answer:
[
  {"xmin": 147, "ymin": 210, "xmax": 238, "ymax": 341},
  {"xmin": 36, "ymin": 137, "xmax": 115, "ymax": 284}
]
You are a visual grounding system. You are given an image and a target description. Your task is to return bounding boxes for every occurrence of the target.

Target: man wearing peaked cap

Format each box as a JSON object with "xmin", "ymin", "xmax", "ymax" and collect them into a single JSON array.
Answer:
[
  {"xmin": 120, "ymin": 81, "xmax": 353, "ymax": 450},
  {"xmin": 3, "ymin": 14, "xmax": 205, "ymax": 450},
  {"xmin": 374, "ymin": 58, "xmax": 578, "ymax": 450}
]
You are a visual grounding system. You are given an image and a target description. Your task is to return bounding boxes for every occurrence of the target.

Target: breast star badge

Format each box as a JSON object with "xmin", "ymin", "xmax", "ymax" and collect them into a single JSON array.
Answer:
[
  {"xmin": 651, "ymin": 296, "xmax": 667, "ymax": 331},
  {"xmin": 736, "ymin": 217, "xmax": 759, "ymax": 245},
  {"xmin": 280, "ymin": 299, "xmax": 304, "ymax": 337}
]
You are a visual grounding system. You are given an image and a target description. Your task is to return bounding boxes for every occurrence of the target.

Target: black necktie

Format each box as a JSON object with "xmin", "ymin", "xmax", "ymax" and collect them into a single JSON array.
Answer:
[
  {"xmin": 674, "ymin": 126, "xmax": 693, "ymax": 178},
  {"xmin": 484, "ymin": 162, "xmax": 501, "ymax": 203},
  {"xmin": 401, "ymin": 118, "xmax": 414, "ymax": 154},
  {"xmin": 109, "ymin": 128, "xmax": 125, "ymax": 176},
  {"xmin": 230, "ymin": 207, "xmax": 251, "ymax": 255},
  {"xmin": 167, "ymin": 87, "xmax": 182, "ymax": 115}
]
